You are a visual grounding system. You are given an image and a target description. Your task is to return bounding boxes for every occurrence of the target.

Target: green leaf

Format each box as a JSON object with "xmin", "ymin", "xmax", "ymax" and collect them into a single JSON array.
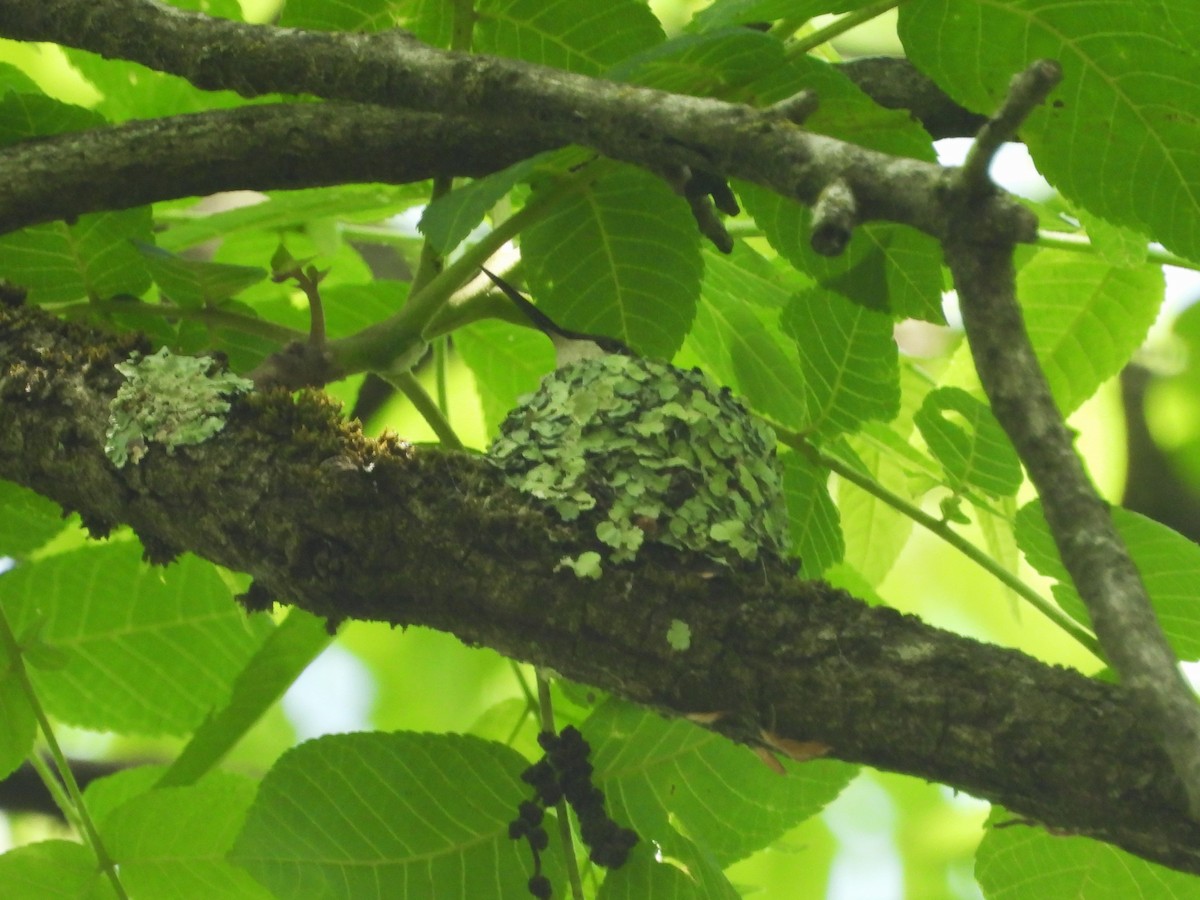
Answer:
[
  {"xmin": 278, "ymin": 0, "xmax": 399, "ymax": 31},
  {"xmin": 1017, "ymin": 250, "xmax": 1164, "ymax": 414},
  {"xmin": 0, "ymin": 91, "xmax": 103, "ymax": 147},
  {"xmin": 0, "ymin": 208, "xmax": 153, "ymax": 304},
  {"xmin": 914, "ymin": 386, "xmax": 1022, "ymax": 497},
  {"xmin": 584, "ymin": 698, "xmax": 857, "ymax": 866},
  {"xmin": 782, "ymin": 287, "xmax": 900, "ymax": 438},
  {"xmin": 976, "ymin": 811, "xmax": 1200, "ymax": 899},
  {"xmin": 475, "ymin": 0, "xmax": 665, "ymax": 76},
  {"xmin": 135, "ymin": 242, "xmax": 266, "ymax": 308},
  {"xmin": 898, "ymin": 1, "xmax": 1200, "ymax": 261},
  {"xmin": 0, "ymin": 546, "xmax": 272, "ymax": 735},
  {"xmin": 0, "ymin": 63, "xmax": 41, "ymax": 94},
  {"xmin": 0, "ymin": 840, "xmax": 114, "ymax": 900},
  {"xmin": 522, "ymin": 167, "xmax": 702, "ymax": 359},
  {"xmin": 0, "ymin": 629, "xmax": 37, "ymax": 781},
  {"xmin": 102, "ymin": 774, "xmax": 272, "ymax": 900},
  {"xmin": 686, "ymin": 265, "xmax": 808, "ymax": 429},
  {"xmin": 230, "ymin": 732, "xmax": 542, "ymax": 899},
  {"xmin": 1015, "ymin": 501, "xmax": 1200, "ymax": 660},
  {"xmin": 780, "ymin": 450, "xmax": 843, "ymax": 577},
  {"xmin": 0, "ymin": 480, "xmax": 66, "ymax": 558},
  {"xmin": 836, "ymin": 440, "xmax": 916, "ymax": 586},
  {"xmin": 157, "ymin": 185, "xmax": 421, "ymax": 252},
  {"xmin": 455, "ymin": 319, "xmax": 556, "ymax": 436},
  {"xmin": 598, "ymin": 828, "xmax": 739, "ymax": 899},
  {"xmin": 419, "ymin": 159, "xmax": 537, "ymax": 254},
  {"xmin": 608, "ymin": 27, "xmax": 782, "ymax": 96},
  {"xmin": 158, "ymin": 608, "xmax": 332, "ymax": 789}
]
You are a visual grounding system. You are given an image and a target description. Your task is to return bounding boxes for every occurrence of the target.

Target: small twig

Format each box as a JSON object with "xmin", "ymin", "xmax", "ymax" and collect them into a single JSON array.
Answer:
[
  {"xmin": 810, "ymin": 178, "xmax": 857, "ymax": 256},
  {"xmin": 961, "ymin": 59, "xmax": 1062, "ymax": 196}
]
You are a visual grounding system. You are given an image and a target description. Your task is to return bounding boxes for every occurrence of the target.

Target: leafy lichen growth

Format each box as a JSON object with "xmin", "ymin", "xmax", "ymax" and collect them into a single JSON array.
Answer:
[
  {"xmin": 105, "ymin": 347, "xmax": 253, "ymax": 468},
  {"xmin": 489, "ymin": 354, "xmax": 789, "ymax": 572}
]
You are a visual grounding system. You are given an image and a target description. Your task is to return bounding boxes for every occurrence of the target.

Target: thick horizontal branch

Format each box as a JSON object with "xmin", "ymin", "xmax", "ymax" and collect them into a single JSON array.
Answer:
[
  {"xmin": 0, "ymin": 0, "xmax": 1035, "ymax": 246},
  {"xmin": 1, "ymin": 301, "xmax": 1197, "ymax": 873},
  {"xmin": 0, "ymin": 103, "xmax": 549, "ymax": 235}
]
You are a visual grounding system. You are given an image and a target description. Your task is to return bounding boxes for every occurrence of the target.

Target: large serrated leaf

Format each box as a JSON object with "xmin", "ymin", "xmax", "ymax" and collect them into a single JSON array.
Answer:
[
  {"xmin": 782, "ymin": 287, "xmax": 899, "ymax": 438},
  {"xmin": 781, "ymin": 450, "xmax": 843, "ymax": 577},
  {"xmin": 686, "ymin": 266, "xmax": 808, "ymax": 428},
  {"xmin": 1017, "ymin": 250, "xmax": 1164, "ymax": 415},
  {"xmin": 0, "ymin": 209, "xmax": 153, "ymax": 304},
  {"xmin": 584, "ymin": 699, "xmax": 857, "ymax": 867},
  {"xmin": 976, "ymin": 808, "xmax": 1199, "ymax": 899},
  {"xmin": 229, "ymin": 732, "xmax": 546, "ymax": 899},
  {"xmin": 836, "ymin": 440, "xmax": 916, "ymax": 586},
  {"xmin": 475, "ymin": 0, "xmax": 665, "ymax": 76},
  {"xmin": 899, "ymin": 0, "xmax": 1200, "ymax": 262},
  {"xmin": 914, "ymin": 386, "xmax": 1022, "ymax": 498},
  {"xmin": 1016, "ymin": 501, "xmax": 1200, "ymax": 660},
  {"xmin": 0, "ymin": 546, "xmax": 272, "ymax": 735},
  {"xmin": 522, "ymin": 167, "xmax": 702, "ymax": 359},
  {"xmin": 103, "ymin": 774, "xmax": 271, "ymax": 899},
  {"xmin": 0, "ymin": 91, "xmax": 102, "ymax": 147},
  {"xmin": 0, "ymin": 481, "xmax": 67, "ymax": 558},
  {"xmin": 419, "ymin": 158, "xmax": 537, "ymax": 254}
]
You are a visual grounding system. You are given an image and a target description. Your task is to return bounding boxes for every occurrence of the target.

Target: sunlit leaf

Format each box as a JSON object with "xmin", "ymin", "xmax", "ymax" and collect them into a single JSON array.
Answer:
[
  {"xmin": 899, "ymin": 1, "xmax": 1200, "ymax": 262},
  {"xmin": 0, "ymin": 546, "xmax": 272, "ymax": 735},
  {"xmin": 230, "ymin": 732, "xmax": 548, "ymax": 899},
  {"xmin": 1016, "ymin": 501, "xmax": 1200, "ymax": 660},
  {"xmin": 914, "ymin": 386, "xmax": 1022, "ymax": 497},
  {"xmin": 522, "ymin": 166, "xmax": 702, "ymax": 359}
]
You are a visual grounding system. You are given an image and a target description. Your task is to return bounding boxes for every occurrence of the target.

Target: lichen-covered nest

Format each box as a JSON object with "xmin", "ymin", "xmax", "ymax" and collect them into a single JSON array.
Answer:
[{"xmin": 488, "ymin": 354, "xmax": 790, "ymax": 574}]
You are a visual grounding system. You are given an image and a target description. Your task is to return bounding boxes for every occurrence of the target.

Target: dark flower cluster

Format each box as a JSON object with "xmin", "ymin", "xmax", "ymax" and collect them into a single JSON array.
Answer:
[{"xmin": 509, "ymin": 726, "xmax": 639, "ymax": 898}]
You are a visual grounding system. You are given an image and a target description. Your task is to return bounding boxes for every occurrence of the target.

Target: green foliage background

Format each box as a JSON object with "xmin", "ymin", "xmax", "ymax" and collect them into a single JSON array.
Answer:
[{"xmin": 1, "ymin": 0, "xmax": 1199, "ymax": 897}]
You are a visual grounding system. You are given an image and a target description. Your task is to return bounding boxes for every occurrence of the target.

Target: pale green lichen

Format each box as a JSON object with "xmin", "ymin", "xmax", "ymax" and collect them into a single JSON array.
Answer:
[
  {"xmin": 105, "ymin": 347, "xmax": 253, "ymax": 468},
  {"xmin": 666, "ymin": 619, "xmax": 691, "ymax": 652},
  {"xmin": 489, "ymin": 354, "xmax": 788, "ymax": 573}
]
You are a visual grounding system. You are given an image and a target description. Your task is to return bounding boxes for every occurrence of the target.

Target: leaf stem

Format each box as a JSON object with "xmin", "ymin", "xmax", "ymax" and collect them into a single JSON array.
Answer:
[
  {"xmin": 1037, "ymin": 229, "xmax": 1200, "ymax": 271},
  {"xmin": 383, "ymin": 371, "xmax": 464, "ymax": 449},
  {"xmin": 537, "ymin": 672, "xmax": 586, "ymax": 900},
  {"xmin": 0, "ymin": 608, "xmax": 129, "ymax": 900},
  {"xmin": 779, "ymin": 433, "xmax": 1106, "ymax": 660},
  {"xmin": 784, "ymin": 0, "xmax": 905, "ymax": 58}
]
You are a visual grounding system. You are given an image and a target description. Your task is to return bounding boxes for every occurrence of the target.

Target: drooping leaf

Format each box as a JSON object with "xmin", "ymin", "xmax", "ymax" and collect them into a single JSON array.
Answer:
[
  {"xmin": 781, "ymin": 450, "xmax": 843, "ymax": 577},
  {"xmin": 419, "ymin": 158, "xmax": 537, "ymax": 254},
  {"xmin": 583, "ymin": 698, "xmax": 857, "ymax": 867},
  {"xmin": 522, "ymin": 166, "xmax": 702, "ymax": 359},
  {"xmin": 230, "ymin": 732, "xmax": 547, "ymax": 899},
  {"xmin": 914, "ymin": 386, "xmax": 1022, "ymax": 498},
  {"xmin": 0, "ymin": 546, "xmax": 272, "ymax": 735},
  {"xmin": 782, "ymin": 287, "xmax": 900, "ymax": 438},
  {"xmin": 475, "ymin": 0, "xmax": 665, "ymax": 75},
  {"xmin": 1017, "ymin": 250, "xmax": 1164, "ymax": 414},
  {"xmin": 899, "ymin": 0, "xmax": 1200, "ymax": 262},
  {"xmin": 1016, "ymin": 501, "xmax": 1200, "ymax": 660}
]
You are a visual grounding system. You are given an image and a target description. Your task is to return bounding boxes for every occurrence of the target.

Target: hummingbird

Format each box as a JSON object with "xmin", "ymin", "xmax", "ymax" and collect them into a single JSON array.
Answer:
[{"xmin": 480, "ymin": 267, "xmax": 631, "ymax": 367}]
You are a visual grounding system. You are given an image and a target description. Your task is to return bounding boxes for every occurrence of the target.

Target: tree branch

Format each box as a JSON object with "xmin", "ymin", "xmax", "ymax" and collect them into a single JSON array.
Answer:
[
  {"xmin": 2, "ymin": 301, "xmax": 1199, "ymax": 874},
  {"xmin": 946, "ymin": 63, "xmax": 1200, "ymax": 819},
  {"xmin": 0, "ymin": 0, "xmax": 1034, "ymax": 246}
]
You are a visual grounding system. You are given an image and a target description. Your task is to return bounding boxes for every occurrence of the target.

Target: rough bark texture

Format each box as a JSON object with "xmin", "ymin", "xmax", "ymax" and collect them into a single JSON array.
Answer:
[{"xmin": 3, "ymin": 301, "xmax": 1199, "ymax": 874}]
